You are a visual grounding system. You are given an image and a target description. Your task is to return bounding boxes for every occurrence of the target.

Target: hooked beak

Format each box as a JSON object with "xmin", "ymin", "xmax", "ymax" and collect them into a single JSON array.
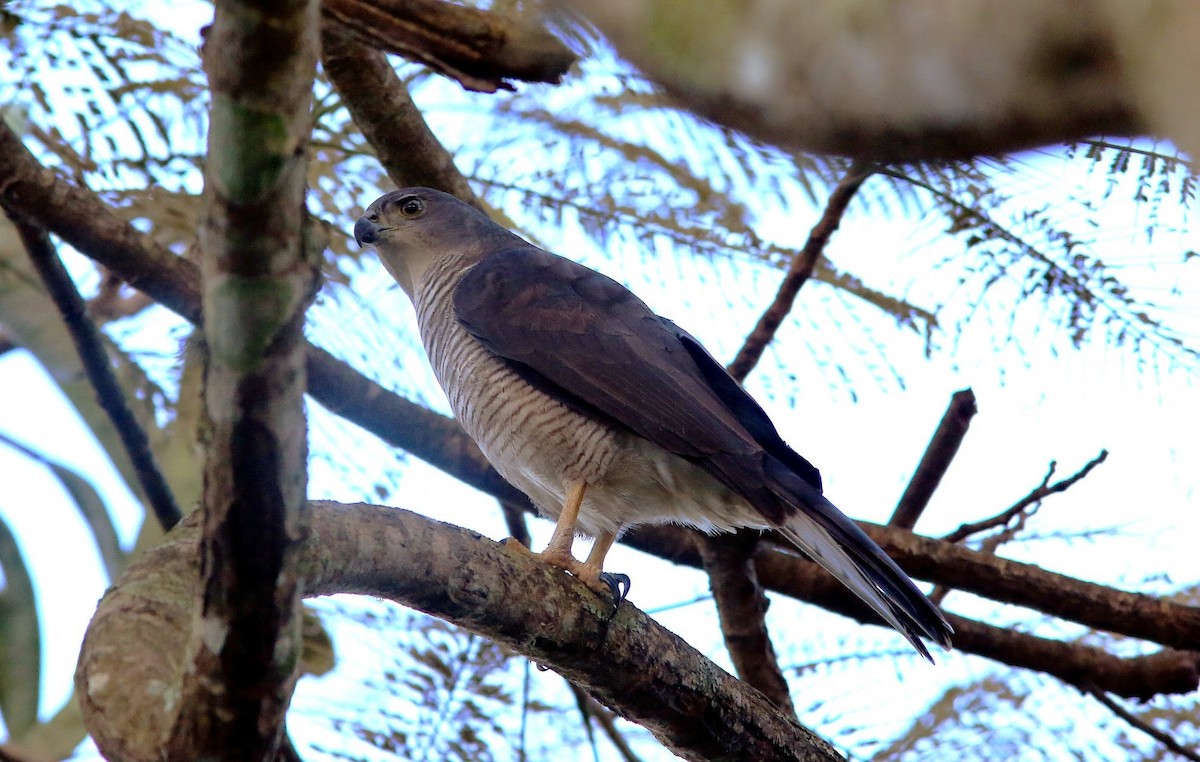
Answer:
[{"xmin": 354, "ymin": 216, "xmax": 381, "ymax": 247}]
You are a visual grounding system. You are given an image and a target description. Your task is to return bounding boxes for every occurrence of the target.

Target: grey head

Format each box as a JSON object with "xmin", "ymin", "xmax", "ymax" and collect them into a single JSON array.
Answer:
[{"xmin": 354, "ymin": 187, "xmax": 526, "ymax": 298}]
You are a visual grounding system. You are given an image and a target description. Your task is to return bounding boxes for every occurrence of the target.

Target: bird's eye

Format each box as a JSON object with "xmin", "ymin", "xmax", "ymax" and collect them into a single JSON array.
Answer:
[{"xmin": 399, "ymin": 197, "xmax": 425, "ymax": 217}]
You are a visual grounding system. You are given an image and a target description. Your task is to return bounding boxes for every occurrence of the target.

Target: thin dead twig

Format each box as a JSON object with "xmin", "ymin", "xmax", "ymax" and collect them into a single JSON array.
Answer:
[
  {"xmin": 700, "ymin": 160, "xmax": 874, "ymax": 716},
  {"xmin": 1086, "ymin": 688, "xmax": 1200, "ymax": 762},
  {"xmin": 942, "ymin": 450, "xmax": 1109, "ymax": 544}
]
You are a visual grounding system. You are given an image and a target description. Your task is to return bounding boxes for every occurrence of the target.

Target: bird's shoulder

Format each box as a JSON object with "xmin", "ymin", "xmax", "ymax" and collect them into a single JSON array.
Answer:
[{"xmin": 454, "ymin": 246, "xmax": 657, "ymax": 337}]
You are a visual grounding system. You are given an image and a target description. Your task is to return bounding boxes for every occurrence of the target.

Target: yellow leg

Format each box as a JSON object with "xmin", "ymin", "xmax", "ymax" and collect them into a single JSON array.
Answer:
[
  {"xmin": 543, "ymin": 481, "xmax": 586, "ymax": 559},
  {"xmin": 584, "ymin": 530, "xmax": 617, "ymax": 571},
  {"xmin": 504, "ymin": 482, "xmax": 626, "ymax": 601}
]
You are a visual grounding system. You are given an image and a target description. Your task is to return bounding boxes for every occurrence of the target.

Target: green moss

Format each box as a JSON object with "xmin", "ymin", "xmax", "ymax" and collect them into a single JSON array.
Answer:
[
  {"xmin": 209, "ymin": 94, "xmax": 291, "ymax": 203},
  {"xmin": 204, "ymin": 275, "xmax": 295, "ymax": 371}
]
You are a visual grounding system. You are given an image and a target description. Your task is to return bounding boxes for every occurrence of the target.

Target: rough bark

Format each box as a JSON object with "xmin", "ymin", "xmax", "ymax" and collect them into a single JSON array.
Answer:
[{"xmin": 77, "ymin": 501, "xmax": 845, "ymax": 762}]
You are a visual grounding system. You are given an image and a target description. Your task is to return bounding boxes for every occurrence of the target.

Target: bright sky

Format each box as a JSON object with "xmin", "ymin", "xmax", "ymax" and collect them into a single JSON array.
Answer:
[{"xmin": 0, "ymin": 1, "xmax": 1198, "ymax": 760}]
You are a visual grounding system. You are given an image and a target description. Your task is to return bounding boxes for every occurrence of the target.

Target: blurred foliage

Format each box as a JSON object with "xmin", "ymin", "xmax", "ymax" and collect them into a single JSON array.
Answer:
[{"xmin": 0, "ymin": 1, "xmax": 1196, "ymax": 761}]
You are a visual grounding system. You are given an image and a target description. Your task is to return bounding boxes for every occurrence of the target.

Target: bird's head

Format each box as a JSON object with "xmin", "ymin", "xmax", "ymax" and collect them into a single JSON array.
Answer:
[{"xmin": 354, "ymin": 187, "xmax": 519, "ymax": 299}]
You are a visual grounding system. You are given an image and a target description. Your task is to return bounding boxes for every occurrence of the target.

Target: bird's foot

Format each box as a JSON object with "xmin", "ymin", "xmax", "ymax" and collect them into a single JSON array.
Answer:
[
  {"xmin": 503, "ymin": 539, "xmax": 630, "ymax": 616},
  {"xmin": 567, "ymin": 561, "xmax": 631, "ymax": 621}
]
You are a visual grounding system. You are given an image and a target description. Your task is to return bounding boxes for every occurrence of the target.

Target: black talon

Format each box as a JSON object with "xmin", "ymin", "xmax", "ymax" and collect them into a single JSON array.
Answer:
[{"xmin": 599, "ymin": 572, "xmax": 631, "ymax": 619}]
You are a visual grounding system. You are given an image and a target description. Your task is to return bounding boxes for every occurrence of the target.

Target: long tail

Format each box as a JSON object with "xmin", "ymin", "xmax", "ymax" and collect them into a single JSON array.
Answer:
[{"xmin": 765, "ymin": 457, "xmax": 953, "ymax": 660}]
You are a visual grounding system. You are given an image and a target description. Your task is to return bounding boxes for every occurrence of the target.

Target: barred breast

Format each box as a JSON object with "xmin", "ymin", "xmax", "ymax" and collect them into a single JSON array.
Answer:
[
  {"xmin": 412, "ymin": 256, "xmax": 621, "ymax": 529},
  {"xmin": 412, "ymin": 255, "xmax": 764, "ymax": 539}
]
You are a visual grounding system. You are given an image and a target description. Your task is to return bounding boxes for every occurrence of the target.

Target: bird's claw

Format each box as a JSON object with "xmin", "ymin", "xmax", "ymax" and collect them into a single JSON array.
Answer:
[
  {"xmin": 599, "ymin": 571, "xmax": 631, "ymax": 605},
  {"xmin": 598, "ymin": 572, "xmax": 631, "ymax": 620}
]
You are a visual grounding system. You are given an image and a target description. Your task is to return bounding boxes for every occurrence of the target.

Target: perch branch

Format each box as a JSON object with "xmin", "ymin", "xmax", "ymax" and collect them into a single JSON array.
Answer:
[{"xmin": 77, "ymin": 501, "xmax": 845, "ymax": 762}]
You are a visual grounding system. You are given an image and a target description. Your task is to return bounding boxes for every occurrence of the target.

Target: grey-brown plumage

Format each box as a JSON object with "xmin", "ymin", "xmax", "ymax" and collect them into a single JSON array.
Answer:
[{"xmin": 355, "ymin": 187, "xmax": 952, "ymax": 658}]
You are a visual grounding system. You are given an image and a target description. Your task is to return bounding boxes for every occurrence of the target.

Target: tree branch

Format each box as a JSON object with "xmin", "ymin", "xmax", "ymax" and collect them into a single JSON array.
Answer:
[
  {"xmin": 889, "ymin": 388, "xmax": 977, "ymax": 531},
  {"xmin": 0, "ymin": 123, "xmax": 201, "ymax": 323},
  {"xmin": 167, "ymin": 0, "xmax": 321, "ymax": 757},
  {"xmin": 702, "ymin": 163, "xmax": 874, "ymax": 710},
  {"xmin": 77, "ymin": 501, "xmax": 845, "ymax": 762},
  {"xmin": 943, "ymin": 450, "xmax": 1109, "ymax": 544},
  {"xmin": 626, "ymin": 525, "xmax": 1200, "ymax": 701},
  {"xmin": 726, "ymin": 161, "xmax": 873, "ymax": 382},
  {"xmin": 5, "ymin": 213, "xmax": 183, "ymax": 531},
  {"xmin": 697, "ymin": 531, "xmax": 796, "ymax": 715},
  {"xmin": 321, "ymin": 0, "xmax": 575, "ymax": 92},
  {"xmin": 321, "ymin": 23, "xmax": 482, "ymax": 206}
]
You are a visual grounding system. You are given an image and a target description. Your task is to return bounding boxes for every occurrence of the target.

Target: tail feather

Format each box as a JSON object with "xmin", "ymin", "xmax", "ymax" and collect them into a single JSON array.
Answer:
[{"xmin": 765, "ymin": 457, "xmax": 953, "ymax": 660}]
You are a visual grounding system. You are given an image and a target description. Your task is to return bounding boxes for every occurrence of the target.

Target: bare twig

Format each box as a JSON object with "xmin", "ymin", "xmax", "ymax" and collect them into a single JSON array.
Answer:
[
  {"xmin": 705, "ymin": 160, "xmax": 874, "ymax": 713},
  {"xmin": 889, "ymin": 388, "xmax": 976, "ymax": 530},
  {"xmin": 726, "ymin": 160, "xmax": 874, "ymax": 382},
  {"xmin": 943, "ymin": 450, "xmax": 1109, "ymax": 544},
  {"xmin": 1086, "ymin": 688, "xmax": 1200, "ymax": 761},
  {"xmin": 698, "ymin": 531, "xmax": 796, "ymax": 715},
  {"xmin": 321, "ymin": 23, "xmax": 482, "ymax": 206},
  {"xmin": 5, "ymin": 211, "xmax": 183, "ymax": 531}
]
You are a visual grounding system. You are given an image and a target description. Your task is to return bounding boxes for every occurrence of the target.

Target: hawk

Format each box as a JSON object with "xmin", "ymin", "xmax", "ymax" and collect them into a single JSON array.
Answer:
[{"xmin": 355, "ymin": 187, "xmax": 952, "ymax": 658}]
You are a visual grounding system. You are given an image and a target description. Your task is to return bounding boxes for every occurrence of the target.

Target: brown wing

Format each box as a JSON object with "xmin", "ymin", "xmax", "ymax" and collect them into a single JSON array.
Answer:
[{"xmin": 453, "ymin": 246, "xmax": 818, "ymax": 523}]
